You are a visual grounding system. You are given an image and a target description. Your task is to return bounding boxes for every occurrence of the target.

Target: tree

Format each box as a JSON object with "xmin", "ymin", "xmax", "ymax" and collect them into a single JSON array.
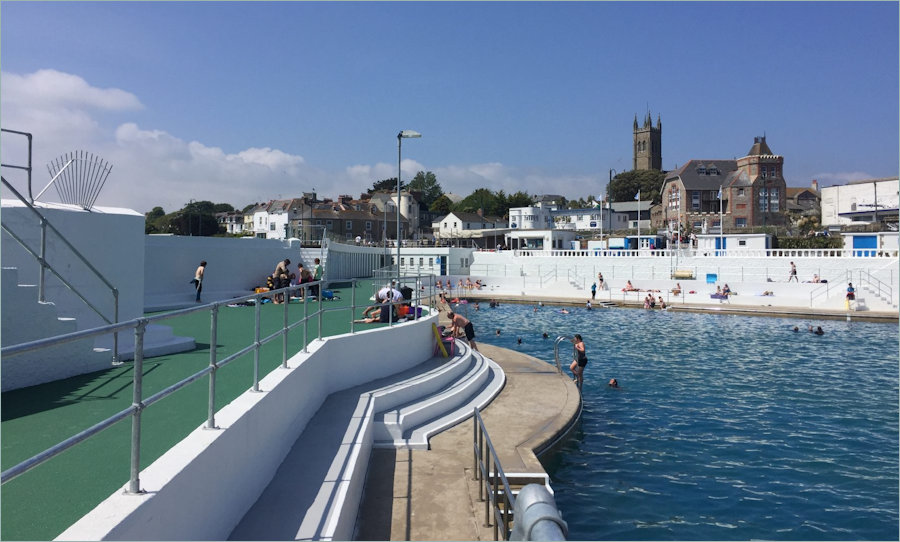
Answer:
[
  {"xmin": 429, "ymin": 194, "xmax": 453, "ymax": 215},
  {"xmin": 608, "ymin": 169, "xmax": 666, "ymax": 203},
  {"xmin": 505, "ymin": 191, "xmax": 532, "ymax": 209},
  {"xmin": 453, "ymin": 188, "xmax": 500, "ymax": 216},
  {"xmin": 368, "ymin": 178, "xmax": 404, "ymax": 193},
  {"xmin": 407, "ymin": 171, "xmax": 443, "ymax": 207}
]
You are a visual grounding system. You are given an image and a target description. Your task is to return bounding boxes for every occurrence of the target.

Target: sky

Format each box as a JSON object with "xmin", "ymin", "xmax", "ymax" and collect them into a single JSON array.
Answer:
[{"xmin": 1, "ymin": 1, "xmax": 898, "ymax": 214}]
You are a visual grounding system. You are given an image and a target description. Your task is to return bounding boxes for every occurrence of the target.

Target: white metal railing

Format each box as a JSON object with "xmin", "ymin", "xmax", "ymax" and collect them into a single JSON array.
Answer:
[
  {"xmin": 0, "ymin": 275, "xmax": 434, "ymax": 493},
  {"xmin": 513, "ymin": 248, "xmax": 900, "ymax": 259}
]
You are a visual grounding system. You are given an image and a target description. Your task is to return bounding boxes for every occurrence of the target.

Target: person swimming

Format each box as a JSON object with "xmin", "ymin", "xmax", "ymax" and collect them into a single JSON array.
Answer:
[
  {"xmin": 608, "ymin": 378, "xmax": 619, "ymax": 388},
  {"xmin": 542, "ymin": 332, "xmax": 549, "ymax": 339}
]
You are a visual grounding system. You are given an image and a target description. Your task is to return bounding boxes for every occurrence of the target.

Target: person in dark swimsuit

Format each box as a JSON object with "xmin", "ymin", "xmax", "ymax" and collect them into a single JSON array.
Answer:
[{"xmin": 570, "ymin": 334, "xmax": 588, "ymax": 389}]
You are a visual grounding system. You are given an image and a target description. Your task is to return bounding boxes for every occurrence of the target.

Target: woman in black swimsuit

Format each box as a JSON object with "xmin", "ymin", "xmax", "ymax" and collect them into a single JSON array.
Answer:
[{"xmin": 570, "ymin": 334, "xmax": 588, "ymax": 389}]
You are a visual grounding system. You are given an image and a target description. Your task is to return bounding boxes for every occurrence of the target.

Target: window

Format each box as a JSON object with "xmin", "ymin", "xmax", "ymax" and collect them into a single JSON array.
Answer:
[
  {"xmin": 428, "ymin": 258, "xmax": 433, "ymax": 267},
  {"xmin": 366, "ymin": 221, "xmax": 372, "ymax": 231},
  {"xmin": 738, "ymin": 240, "xmax": 747, "ymax": 246},
  {"xmin": 443, "ymin": 222, "xmax": 447, "ymax": 228},
  {"xmin": 326, "ymin": 220, "xmax": 333, "ymax": 228},
  {"xmin": 316, "ymin": 220, "xmax": 322, "ymax": 225},
  {"xmin": 269, "ymin": 223, "xmax": 275, "ymax": 231},
  {"xmin": 692, "ymin": 191, "xmax": 701, "ymax": 210},
  {"xmin": 345, "ymin": 221, "xmax": 352, "ymax": 230},
  {"xmin": 769, "ymin": 188, "xmax": 780, "ymax": 212},
  {"xmin": 419, "ymin": 258, "xmax": 424, "ymax": 266},
  {"xmin": 737, "ymin": 188, "xmax": 745, "ymax": 197},
  {"xmin": 758, "ymin": 188, "xmax": 768, "ymax": 211},
  {"xmin": 735, "ymin": 218, "xmax": 747, "ymax": 228},
  {"xmin": 400, "ymin": 258, "xmax": 405, "ymax": 266}
]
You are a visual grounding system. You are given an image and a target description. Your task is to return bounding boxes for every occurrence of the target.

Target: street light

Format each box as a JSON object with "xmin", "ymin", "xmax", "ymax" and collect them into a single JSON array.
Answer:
[{"xmin": 397, "ymin": 130, "xmax": 421, "ymax": 287}]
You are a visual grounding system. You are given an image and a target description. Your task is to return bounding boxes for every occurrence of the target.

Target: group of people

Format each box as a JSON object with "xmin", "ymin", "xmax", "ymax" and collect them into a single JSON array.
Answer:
[
  {"xmin": 269, "ymin": 258, "xmax": 323, "ymax": 303},
  {"xmin": 435, "ymin": 277, "xmax": 484, "ymax": 293},
  {"xmin": 642, "ymin": 294, "xmax": 667, "ymax": 309}
]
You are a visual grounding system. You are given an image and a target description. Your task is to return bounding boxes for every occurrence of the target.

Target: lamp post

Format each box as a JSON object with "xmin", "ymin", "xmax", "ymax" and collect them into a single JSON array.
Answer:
[{"xmin": 397, "ymin": 130, "xmax": 421, "ymax": 287}]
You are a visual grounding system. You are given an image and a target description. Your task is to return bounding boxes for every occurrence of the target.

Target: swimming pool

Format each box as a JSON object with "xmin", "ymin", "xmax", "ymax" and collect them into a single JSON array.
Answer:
[{"xmin": 466, "ymin": 303, "xmax": 899, "ymax": 540}]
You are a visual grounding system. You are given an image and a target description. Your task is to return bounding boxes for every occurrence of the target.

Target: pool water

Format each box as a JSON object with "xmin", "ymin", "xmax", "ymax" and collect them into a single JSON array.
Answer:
[{"xmin": 466, "ymin": 303, "xmax": 899, "ymax": 541}]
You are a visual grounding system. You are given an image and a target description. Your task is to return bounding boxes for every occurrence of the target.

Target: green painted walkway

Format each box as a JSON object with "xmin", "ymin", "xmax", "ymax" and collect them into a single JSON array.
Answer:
[{"xmin": 1, "ymin": 287, "xmax": 389, "ymax": 540}]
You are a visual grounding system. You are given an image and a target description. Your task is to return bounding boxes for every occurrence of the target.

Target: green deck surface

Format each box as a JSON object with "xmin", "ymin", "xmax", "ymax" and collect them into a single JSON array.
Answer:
[{"xmin": 0, "ymin": 286, "xmax": 395, "ymax": 540}]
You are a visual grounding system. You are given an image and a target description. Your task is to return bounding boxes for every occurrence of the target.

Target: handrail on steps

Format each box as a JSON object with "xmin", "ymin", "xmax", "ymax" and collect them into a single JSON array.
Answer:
[{"xmin": 1, "ymin": 175, "xmax": 120, "ymax": 362}]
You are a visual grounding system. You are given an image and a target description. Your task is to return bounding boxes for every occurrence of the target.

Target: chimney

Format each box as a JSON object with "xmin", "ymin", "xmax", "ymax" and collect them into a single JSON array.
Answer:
[{"xmin": 811, "ymin": 179, "xmax": 819, "ymax": 192}]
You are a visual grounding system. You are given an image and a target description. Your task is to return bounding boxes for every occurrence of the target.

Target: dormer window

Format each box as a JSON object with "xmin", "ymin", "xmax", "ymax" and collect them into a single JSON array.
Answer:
[{"xmin": 697, "ymin": 166, "xmax": 706, "ymax": 175}]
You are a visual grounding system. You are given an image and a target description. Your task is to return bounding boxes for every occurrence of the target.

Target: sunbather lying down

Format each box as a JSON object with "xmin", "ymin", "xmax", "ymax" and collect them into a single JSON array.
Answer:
[{"xmin": 354, "ymin": 308, "xmax": 381, "ymax": 324}]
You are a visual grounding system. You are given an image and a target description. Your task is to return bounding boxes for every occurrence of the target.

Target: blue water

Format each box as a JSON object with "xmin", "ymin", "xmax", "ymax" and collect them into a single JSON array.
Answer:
[{"xmin": 465, "ymin": 303, "xmax": 899, "ymax": 541}]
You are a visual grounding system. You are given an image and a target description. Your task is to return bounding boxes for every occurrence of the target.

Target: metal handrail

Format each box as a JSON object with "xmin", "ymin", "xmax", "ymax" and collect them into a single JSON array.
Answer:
[
  {"xmin": 2, "ymin": 175, "xmax": 120, "ymax": 361},
  {"xmin": 473, "ymin": 408, "xmax": 517, "ymax": 540},
  {"xmin": 0, "ymin": 274, "xmax": 432, "ymax": 491},
  {"xmin": 552, "ymin": 336, "xmax": 572, "ymax": 375},
  {"xmin": 857, "ymin": 269, "xmax": 894, "ymax": 302}
]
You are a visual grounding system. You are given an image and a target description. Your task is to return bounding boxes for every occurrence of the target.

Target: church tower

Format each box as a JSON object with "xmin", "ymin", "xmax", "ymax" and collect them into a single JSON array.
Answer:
[{"xmin": 633, "ymin": 111, "xmax": 662, "ymax": 171}]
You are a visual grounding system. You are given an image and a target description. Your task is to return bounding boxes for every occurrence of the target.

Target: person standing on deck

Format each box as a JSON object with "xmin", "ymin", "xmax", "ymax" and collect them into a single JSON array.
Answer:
[
  {"xmin": 312, "ymin": 257, "xmax": 324, "ymax": 298},
  {"xmin": 447, "ymin": 311, "xmax": 478, "ymax": 352},
  {"xmin": 788, "ymin": 261, "xmax": 798, "ymax": 282},
  {"xmin": 192, "ymin": 261, "xmax": 206, "ymax": 302},
  {"xmin": 591, "ymin": 282, "xmax": 597, "ymax": 300}
]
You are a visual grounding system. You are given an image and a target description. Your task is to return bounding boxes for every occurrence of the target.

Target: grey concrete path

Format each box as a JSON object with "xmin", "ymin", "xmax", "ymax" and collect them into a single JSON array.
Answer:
[{"xmin": 355, "ymin": 343, "xmax": 581, "ymax": 541}]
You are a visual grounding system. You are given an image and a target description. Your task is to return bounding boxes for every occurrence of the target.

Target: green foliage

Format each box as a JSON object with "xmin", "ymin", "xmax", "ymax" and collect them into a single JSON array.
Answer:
[
  {"xmin": 369, "ymin": 178, "xmax": 403, "ymax": 193},
  {"xmin": 775, "ymin": 236, "xmax": 843, "ymax": 250},
  {"xmin": 452, "ymin": 188, "xmax": 501, "ymax": 216},
  {"xmin": 608, "ymin": 170, "xmax": 667, "ymax": 203},
  {"xmin": 429, "ymin": 194, "xmax": 453, "ymax": 215},
  {"xmin": 407, "ymin": 171, "xmax": 443, "ymax": 207},
  {"xmin": 145, "ymin": 202, "xmax": 228, "ymax": 236},
  {"xmin": 506, "ymin": 190, "xmax": 533, "ymax": 209}
]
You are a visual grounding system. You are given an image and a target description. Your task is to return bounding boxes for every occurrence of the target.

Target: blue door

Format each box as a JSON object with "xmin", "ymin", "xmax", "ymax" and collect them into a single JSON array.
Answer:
[
  {"xmin": 852, "ymin": 235, "xmax": 877, "ymax": 257},
  {"xmin": 715, "ymin": 237, "xmax": 726, "ymax": 255}
]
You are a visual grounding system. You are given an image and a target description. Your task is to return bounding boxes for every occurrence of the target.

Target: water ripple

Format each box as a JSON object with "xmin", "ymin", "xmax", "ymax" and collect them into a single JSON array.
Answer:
[{"xmin": 471, "ymin": 304, "xmax": 899, "ymax": 540}]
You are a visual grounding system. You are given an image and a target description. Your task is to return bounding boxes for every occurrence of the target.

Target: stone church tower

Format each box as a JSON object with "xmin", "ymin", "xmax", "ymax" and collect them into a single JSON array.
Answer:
[{"xmin": 633, "ymin": 111, "xmax": 662, "ymax": 171}]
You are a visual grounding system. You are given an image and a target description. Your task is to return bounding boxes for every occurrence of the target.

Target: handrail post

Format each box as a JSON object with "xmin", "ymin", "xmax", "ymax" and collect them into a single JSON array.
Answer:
[
  {"xmin": 252, "ymin": 297, "xmax": 261, "ymax": 392},
  {"xmin": 38, "ymin": 218, "xmax": 47, "ymax": 302},
  {"xmin": 493, "ymin": 466, "xmax": 500, "ymax": 539},
  {"xmin": 282, "ymin": 289, "xmax": 289, "ymax": 368},
  {"xmin": 484, "ymin": 449, "xmax": 492, "ymax": 527},
  {"xmin": 317, "ymin": 284, "xmax": 323, "ymax": 340},
  {"xmin": 127, "ymin": 319, "xmax": 148, "ymax": 494},
  {"xmin": 207, "ymin": 305, "xmax": 219, "ymax": 429},
  {"xmin": 112, "ymin": 289, "xmax": 120, "ymax": 364},
  {"xmin": 350, "ymin": 280, "xmax": 356, "ymax": 334},
  {"xmin": 303, "ymin": 293, "xmax": 309, "ymax": 353}
]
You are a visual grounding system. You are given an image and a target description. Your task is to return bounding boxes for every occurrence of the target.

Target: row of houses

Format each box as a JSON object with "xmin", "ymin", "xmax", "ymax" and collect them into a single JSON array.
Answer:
[{"xmin": 219, "ymin": 136, "xmax": 897, "ymax": 246}]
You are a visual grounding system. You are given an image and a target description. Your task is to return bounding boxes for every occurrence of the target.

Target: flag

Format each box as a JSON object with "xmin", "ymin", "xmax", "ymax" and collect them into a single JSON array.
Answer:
[
  {"xmin": 634, "ymin": 190, "xmax": 640, "ymax": 201},
  {"xmin": 717, "ymin": 187, "xmax": 722, "ymax": 199}
]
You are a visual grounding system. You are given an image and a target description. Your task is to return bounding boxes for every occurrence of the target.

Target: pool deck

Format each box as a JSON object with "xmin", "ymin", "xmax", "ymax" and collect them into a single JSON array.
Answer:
[{"xmin": 355, "ymin": 341, "xmax": 582, "ymax": 541}]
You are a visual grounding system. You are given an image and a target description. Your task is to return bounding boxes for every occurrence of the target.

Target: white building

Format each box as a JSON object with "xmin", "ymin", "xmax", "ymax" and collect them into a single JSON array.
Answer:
[
  {"xmin": 216, "ymin": 212, "xmax": 245, "ymax": 235},
  {"xmin": 820, "ymin": 177, "xmax": 899, "ymax": 228},
  {"xmin": 433, "ymin": 211, "xmax": 506, "ymax": 247},
  {"xmin": 266, "ymin": 198, "xmax": 305, "ymax": 240}
]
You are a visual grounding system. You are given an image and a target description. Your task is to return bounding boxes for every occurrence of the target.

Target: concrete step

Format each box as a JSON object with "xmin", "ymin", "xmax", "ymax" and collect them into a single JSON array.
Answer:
[{"xmin": 374, "ymin": 346, "xmax": 494, "ymax": 448}]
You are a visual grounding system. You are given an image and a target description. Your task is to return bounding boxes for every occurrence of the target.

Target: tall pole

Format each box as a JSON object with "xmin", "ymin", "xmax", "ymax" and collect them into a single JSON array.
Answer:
[
  {"xmin": 396, "ymin": 130, "xmax": 421, "ymax": 289},
  {"xmin": 719, "ymin": 185, "xmax": 723, "ymax": 255},
  {"xmin": 397, "ymin": 135, "xmax": 402, "ymax": 287},
  {"xmin": 636, "ymin": 190, "xmax": 641, "ymax": 250}
]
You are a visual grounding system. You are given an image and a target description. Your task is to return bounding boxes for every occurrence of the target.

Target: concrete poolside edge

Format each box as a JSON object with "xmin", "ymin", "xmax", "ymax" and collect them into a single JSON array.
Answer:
[{"xmin": 355, "ymin": 343, "xmax": 582, "ymax": 541}]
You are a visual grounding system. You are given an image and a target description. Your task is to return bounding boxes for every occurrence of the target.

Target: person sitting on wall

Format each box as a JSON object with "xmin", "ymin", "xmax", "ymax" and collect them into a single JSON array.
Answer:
[{"xmin": 623, "ymin": 280, "xmax": 637, "ymax": 292}]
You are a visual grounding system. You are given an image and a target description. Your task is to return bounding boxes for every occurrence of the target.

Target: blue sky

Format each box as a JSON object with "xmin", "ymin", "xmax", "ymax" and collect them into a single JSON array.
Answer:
[{"xmin": 2, "ymin": 1, "xmax": 897, "ymax": 213}]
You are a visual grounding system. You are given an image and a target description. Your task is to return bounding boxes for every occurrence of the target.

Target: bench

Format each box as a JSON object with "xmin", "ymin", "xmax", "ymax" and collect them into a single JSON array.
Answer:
[{"xmin": 672, "ymin": 269, "xmax": 694, "ymax": 280}]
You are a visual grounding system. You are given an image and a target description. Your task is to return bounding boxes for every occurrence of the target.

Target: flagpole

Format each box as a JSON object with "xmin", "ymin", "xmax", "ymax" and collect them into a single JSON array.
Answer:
[
  {"xmin": 719, "ymin": 185, "xmax": 723, "ymax": 256},
  {"xmin": 636, "ymin": 189, "xmax": 641, "ymax": 251}
]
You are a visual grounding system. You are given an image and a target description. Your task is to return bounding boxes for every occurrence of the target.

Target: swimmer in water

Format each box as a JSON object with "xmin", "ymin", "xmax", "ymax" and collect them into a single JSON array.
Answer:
[
  {"xmin": 560, "ymin": 308, "xmax": 570, "ymax": 314},
  {"xmin": 608, "ymin": 378, "xmax": 619, "ymax": 388},
  {"xmin": 792, "ymin": 326, "xmax": 799, "ymax": 332},
  {"xmin": 542, "ymin": 332, "xmax": 549, "ymax": 339},
  {"xmin": 813, "ymin": 326, "xmax": 824, "ymax": 335},
  {"xmin": 495, "ymin": 329, "xmax": 501, "ymax": 336},
  {"xmin": 517, "ymin": 337, "xmax": 522, "ymax": 345}
]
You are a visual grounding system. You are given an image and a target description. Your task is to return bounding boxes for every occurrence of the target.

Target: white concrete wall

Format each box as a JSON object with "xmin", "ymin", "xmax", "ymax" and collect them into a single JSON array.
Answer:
[
  {"xmin": 143, "ymin": 235, "xmax": 311, "ymax": 311},
  {"xmin": 1, "ymin": 200, "xmax": 145, "ymax": 330},
  {"xmin": 57, "ymin": 312, "xmax": 438, "ymax": 541}
]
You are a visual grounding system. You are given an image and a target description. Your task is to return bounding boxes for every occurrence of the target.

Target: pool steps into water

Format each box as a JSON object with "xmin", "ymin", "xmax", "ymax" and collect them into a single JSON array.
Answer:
[{"xmin": 228, "ymin": 339, "xmax": 505, "ymax": 541}]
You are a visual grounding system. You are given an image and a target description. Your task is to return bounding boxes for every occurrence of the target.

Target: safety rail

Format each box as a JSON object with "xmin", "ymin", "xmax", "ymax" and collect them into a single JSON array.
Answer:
[
  {"xmin": 566, "ymin": 268, "xmax": 586, "ymax": 290},
  {"xmin": 1, "ymin": 174, "xmax": 120, "ymax": 362},
  {"xmin": 473, "ymin": 408, "xmax": 517, "ymax": 541},
  {"xmin": 0, "ymin": 275, "xmax": 433, "ymax": 491},
  {"xmin": 856, "ymin": 269, "xmax": 894, "ymax": 304},
  {"xmin": 514, "ymin": 248, "xmax": 900, "ymax": 259},
  {"xmin": 552, "ymin": 336, "xmax": 570, "ymax": 376}
]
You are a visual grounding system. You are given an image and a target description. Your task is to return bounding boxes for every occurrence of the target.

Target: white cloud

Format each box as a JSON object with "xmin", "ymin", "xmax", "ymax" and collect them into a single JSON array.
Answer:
[
  {"xmin": 1, "ymin": 69, "xmax": 597, "ymax": 214},
  {"xmin": 3, "ymin": 69, "xmax": 143, "ymax": 112},
  {"xmin": 811, "ymin": 171, "xmax": 877, "ymax": 187}
]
